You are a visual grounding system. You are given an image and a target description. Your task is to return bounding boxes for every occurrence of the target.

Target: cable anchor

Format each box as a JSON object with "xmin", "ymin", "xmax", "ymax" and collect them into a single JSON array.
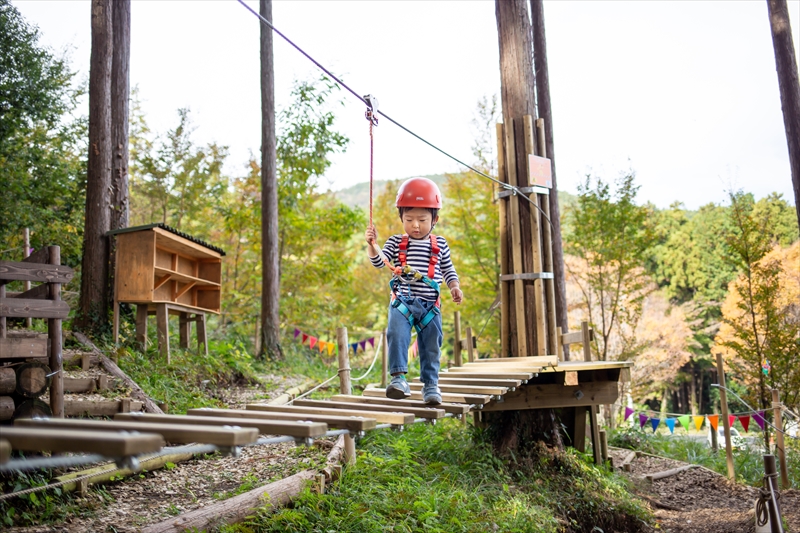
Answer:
[{"xmin": 364, "ymin": 94, "xmax": 379, "ymax": 126}]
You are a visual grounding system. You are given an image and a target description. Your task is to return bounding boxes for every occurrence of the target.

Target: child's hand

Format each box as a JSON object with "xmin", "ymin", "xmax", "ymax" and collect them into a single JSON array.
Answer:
[
  {"xmin": 450, "ymin": 286, "xmax": 463, "ymax": 304},
  {"xmin": 365, "ymin": 225, "xmax": 378, "ymax": 245}
]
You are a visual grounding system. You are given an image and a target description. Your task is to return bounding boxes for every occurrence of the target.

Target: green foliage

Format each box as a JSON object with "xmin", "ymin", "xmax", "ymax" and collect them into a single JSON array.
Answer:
[
  {"xmin": 248, "ymin": 420, "xmax": 651, "ymax": 533},
  {"xmin": 0, "ymin": 0, "xmax": 86, "ymax": 266}
]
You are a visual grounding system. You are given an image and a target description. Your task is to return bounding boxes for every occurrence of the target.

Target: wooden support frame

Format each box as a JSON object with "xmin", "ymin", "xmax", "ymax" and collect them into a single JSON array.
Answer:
[
  {"xmin": 523, "ymin": 115, "xmax": 547, "ymax": 355},
  {"xmin": 496, "ymin": 123, "xmax": 510, "ymax": 358}
]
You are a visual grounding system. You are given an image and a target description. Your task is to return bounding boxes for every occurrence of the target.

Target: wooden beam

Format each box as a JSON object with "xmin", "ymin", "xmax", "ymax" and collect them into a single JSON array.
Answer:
[
  {"xmin": 0, "ymin": 298, "xmax": 70, "ymax": 319},
  {"xmin": 293, "ymin": 399, "xmax": 445, "ymax": 420},
  {"xmin": 561, "ymin": 329, "xmax": 594, "ymax": 345},
  {"xmin": 246, "ymin": 403, "xmax": 414, "ymax": 426},
  {"xmin": 439, "ymin": 370, "xmax": 535, "ymax": 380},
  {"xmin": 362, "ymin": 387, "xmax": 490, "ymax": 406},
  {"xmin": 330, "ymin": 395, "xmax": 470, "ymax": 416},
  {"xmin": 0, "ymin": 261, "xmax": 73, "ymax": 284},
  {"xmin": 0, "ymin": 338, "xmax": 49, "ymax": 358},
  {"xmin": 407, "ymin": 382, "xmax": 508, "ymax": 396},
  {"xmin": 523, "ymin": 115, "xmax": 547, "ymax": 356},
  {"xmin": 10, "ymin": 283, "xmax": 50, "ymax": 300},
  {"xmin": 116, "ymin": 413, "xmax": 328, "ymax": 438},
  {"xmin": 464, "ymin": 354, "xmax": 558, "ymax": 366},
  {"xmin": 480, "ymin": 381, "xmax": 619, "ymax": 412},
  {"xmin": 187, "ymin": 408, "xmax": 377, "ymax": 433},
  {"xmin": 0, "ymin": 439, "xmax": 10, "ymax": 464},
  {"xmin": 497, "ymin": 123, "xmax": 510, "ymax": 357},
  {"xmin": 413, "ymin": 376, "xmax": 523, "ymax": 388},
  {"xmin": 153, "ymin": 274, "xmax": 172, "ymax": 291},
  {"xmin": 2, "ymin": 426, "xmax": 163, "ymax": 456},
  {"xmin": 64, "ymin": 399, "xmax": 144, "ymax": 417}
]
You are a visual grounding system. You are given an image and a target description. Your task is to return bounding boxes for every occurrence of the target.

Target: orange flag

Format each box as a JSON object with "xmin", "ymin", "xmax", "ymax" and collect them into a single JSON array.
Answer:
[
  {"xmin": 693, "ymin": 415, "xmax": 704, "ymax": 431},
  {"xmin": 318, "ymin": 340, "xmax": 326, "ymax": 353},
  {"xmin": 708, "ymin": 414, "xmax": 719, "ymax": 431}
]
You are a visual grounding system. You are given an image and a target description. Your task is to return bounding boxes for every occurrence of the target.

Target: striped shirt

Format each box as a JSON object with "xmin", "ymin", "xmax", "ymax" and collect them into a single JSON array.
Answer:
[{"xmin": 370, "ymin": 234, "xmax": 459, "ymax": 301}]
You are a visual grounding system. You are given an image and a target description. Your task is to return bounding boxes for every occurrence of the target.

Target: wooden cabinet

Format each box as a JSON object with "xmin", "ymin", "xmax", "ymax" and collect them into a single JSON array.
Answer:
[{"xmin": 110, "ymin": 224, "xmax": 223, "ymax": 313}]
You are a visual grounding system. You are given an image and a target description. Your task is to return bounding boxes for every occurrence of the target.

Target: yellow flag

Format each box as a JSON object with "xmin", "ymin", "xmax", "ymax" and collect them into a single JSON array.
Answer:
[
  {"xmin": 327, "ymin": 343, "xmax": 335, "ymax": 356},
  {"xmin": 693, "ymin": 415, "xmax": 704, "ymax": 431}
]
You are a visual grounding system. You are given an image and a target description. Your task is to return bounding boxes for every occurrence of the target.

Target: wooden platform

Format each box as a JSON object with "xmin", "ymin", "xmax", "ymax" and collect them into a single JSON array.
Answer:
[
  {"xmin": 115, "ymin": 413, "xmax": 329, "ymax": 438},
  {"xmin": 330, "ymin": 395, "xmax": 470, "ymax": 416},
  {"xmin": 187, "ymin": 408, "xmax": 377, "ymax": 433},
  {"xmin": 246, "ymin": 403, "xmax": 415, "ymax": 426}
]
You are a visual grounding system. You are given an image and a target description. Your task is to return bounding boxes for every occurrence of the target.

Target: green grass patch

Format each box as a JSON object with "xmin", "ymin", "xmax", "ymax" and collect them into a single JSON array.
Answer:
[
  {"xmin": 228, "ymin": 420, "xmax": 651, "ymax": 533},
  {"xmin": 609, "ymin": 425, "xmax": 800, "ymax": 487}
]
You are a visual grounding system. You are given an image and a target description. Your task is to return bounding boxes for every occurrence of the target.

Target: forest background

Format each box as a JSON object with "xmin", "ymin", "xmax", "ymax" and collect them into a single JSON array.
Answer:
[{"xmin": 2, "ymin": 1, "xmax": 798, "ymax": 422}]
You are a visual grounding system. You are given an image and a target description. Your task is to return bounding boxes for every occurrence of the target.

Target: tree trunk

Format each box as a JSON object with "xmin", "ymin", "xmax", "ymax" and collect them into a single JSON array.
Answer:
[
  {"xmin": 492, "ymin": 0, "xmax": 562, "ymax": 452},
  {"xmin": 109, "ymin": 0, "xmax": 130, "ymax": 310},
  {"xmin": 766, "ymin": 0, "xmax": 800, "ymax": 231},
  {"xmin": 76, "ymin": 0, "xmax": 113, "ymax": 333},
  {"xmin": 531, "ymin": 0, "xmax": 569, "ymax": 359},
  {"xmin": 259, "ymin": 0, "xmax": 282, "ymax": 361}
]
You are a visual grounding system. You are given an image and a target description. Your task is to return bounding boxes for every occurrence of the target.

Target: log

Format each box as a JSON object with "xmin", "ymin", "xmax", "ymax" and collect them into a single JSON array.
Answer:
[
  {"xmin": 0, "ymin": 396, "xmax": 15, "ymax": 420},
  {"xmin": 54, "ymin": 452, "xmax": 195, "ymax": 493},
  {"xmin": 141, "ymin": 469, "xmax": 318, "ymax": 533},
  {"xmin": 15, "ymin": 361, "xmax": 51, "ymax": 398},
  {"xmin": 73, "ymin": 332, "xmax": 163, "ymax": 414},
  {"xmin": 12, "ymin": 398, "xmax": 52, "ymax": 420},
  {"xmin": 636, "ymin": 493, "xmax": 682, "ymax": 512},
  {"xmin": 0, "ymin": 367, "xmax": 15, "ymax": 394},
  {"xmin": 621, "ymin": 450, "xmax": 637, "ymax": 472},
  {"xmin": 645, "ymin": 464, "xmax": 698, "ymax": 482},
  {"xmin": 63, "ymin": 399, "xmax": 142, "ymax": 417}
]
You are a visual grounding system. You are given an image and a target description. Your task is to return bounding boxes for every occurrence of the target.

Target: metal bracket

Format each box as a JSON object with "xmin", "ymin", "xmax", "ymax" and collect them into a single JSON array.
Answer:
[
  {"xmin": 364, "ymin": 94, "xmax": 379, "ymax": 126},
  {"xmin": 115, "ymin": 455, "xmax": 140, "ymax": 472},
  {"xmin": 500, "ymin": 272, "xmax": 553, "ymax": 281},
  {"xmin": 496, "ymin": 185, "xmax": 550, "ymax": 199}
]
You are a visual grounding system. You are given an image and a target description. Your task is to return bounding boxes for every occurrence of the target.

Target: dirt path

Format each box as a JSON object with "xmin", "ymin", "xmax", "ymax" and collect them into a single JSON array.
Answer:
[{"xmin": 610, "ymin": 448, "xmax": 799, "ymax": 533}]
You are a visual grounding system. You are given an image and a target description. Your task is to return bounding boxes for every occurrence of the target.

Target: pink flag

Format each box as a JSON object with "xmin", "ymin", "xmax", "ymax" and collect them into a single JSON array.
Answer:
[
  {"xmin": 754, "ymin": 411, "xmax": 766, "ymax": 430},
  {"xmin": 309, "ymin": 336, "xmax": 317, "ymax": 349},
  {"xmin": 294, "ymin": 328, "xmax": 301, "ymax": 339},
  {"xmin": 624, "ymin": 407, "xmax": 634, "ymax": 422}
]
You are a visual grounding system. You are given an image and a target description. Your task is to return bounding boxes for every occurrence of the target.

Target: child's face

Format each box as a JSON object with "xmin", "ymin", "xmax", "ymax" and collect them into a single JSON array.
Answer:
[{"xmin": 401, "ymin": 207, "xmax": 438, "ymax": 239}]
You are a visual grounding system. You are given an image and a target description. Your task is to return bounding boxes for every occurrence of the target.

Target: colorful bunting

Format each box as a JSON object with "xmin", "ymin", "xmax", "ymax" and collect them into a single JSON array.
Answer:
[
  {"xmin": 665, "ymin": 418, "xmax": 676, "ymax": 434},
  {"xmin": 677, "ymin": 415, "xmax": 691, "ymax": 432},
  {"xmin": 301, "ymin": 333, "xmax": 309, "ymax": 345},
  {"xmin": 639, "ymin": 413, "xmax": 649, "ymax": 429},
  {"xmin": 309, "ymin": 336, "xmax": 317, "ymax": 350},
  {"xmin": 708, "ymin": 414, "xmax": 719, "ymax": 431},
  {"xmin": 728, "ymin": 415, "xmax": 736, "ymax": 428},
  {"xmin": 624, "ymin": 407, "xmax": 634, "ymax": 421},
  {"xmin": 359, "ymin": 340, "xmax": 367, "ymax": 352},
  {"xmin": 367, "ymin": 337, "xmax": 375, "ymax": 348},
  {"xmin": 294, "ymin": 328, "xmax": 301, "ymax": 339},
  {"xmin": 754, "ymin": 411, "xmax": 766, "ymax": 430},
  {"xmin": 693, "ymin": 415, "xmax": 705, "ymax": 431},
  {"xmin": 762, "ymin": 359, "xmax": 771, "ymax": 376},
  {"xmin": 650, "ymin": 418, "xmax": 661, "ymax": 432},
  {"xmin": 318, "ymin": 341, "xmax": 326, "ymax": 353},
  {"xmin": 739, "ymin": 414, "xmax": 750, "ymax": 432},
  {"xmin": 327, "ymin": 343, "xmax": 335, "ymax": 356},
  {"xmin": 351, "ymin": 343, "xmax": 359, "ymax": 354}
]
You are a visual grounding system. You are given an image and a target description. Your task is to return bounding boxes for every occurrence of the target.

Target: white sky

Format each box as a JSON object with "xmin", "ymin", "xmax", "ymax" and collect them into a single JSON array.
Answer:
[{"xmin": 13, "ymin": 0, "xmax": 800, "ymax": 209}]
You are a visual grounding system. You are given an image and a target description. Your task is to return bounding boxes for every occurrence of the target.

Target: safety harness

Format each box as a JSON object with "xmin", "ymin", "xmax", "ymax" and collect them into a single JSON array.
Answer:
[{"xmin": 389, "ymin": 233, "xmax": 441, "ymax": 333}]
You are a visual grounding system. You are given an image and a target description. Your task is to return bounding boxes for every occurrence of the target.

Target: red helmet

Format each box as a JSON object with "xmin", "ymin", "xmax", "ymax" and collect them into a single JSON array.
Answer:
[{"xmin": 395, "ymin": 177, "xmax": 442, "ymax": 208}]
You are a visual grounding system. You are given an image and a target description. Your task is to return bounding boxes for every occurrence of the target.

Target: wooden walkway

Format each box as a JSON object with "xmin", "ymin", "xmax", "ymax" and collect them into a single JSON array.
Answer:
[{"xmin": 1, "ymin": 357, "xmax": 631, "ymax": 470}]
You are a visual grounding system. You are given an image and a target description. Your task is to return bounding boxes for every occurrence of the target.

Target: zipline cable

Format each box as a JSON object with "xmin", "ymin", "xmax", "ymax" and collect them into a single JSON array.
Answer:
[{"xmin": 234, "ymin": 0, "xmax": 554, "ymax": 230}]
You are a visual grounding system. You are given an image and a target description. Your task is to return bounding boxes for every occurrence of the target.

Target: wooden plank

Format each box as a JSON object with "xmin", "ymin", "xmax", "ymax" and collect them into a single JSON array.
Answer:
[
  {"xmin": 497, "ymin": 123, "xmax": 510, "ymax": 357},
  {"xmin": 573, "ymin": 407, "xmax": 587, "ymax": 453},
  {"xmin": 153, "ymin": 227, "xmax": 221, "ymax": 260},
  {"xmin": 156, "ymin": 303, "xmax": 169, "ymax": 363},
  {"xmin": 22, "ymin": 248, "xmax": 50, "ymax": 265},
  {"xmin": 15, "ymin": 418, "xmax": 258, "ymax": 447},
  {"xmin": 0, "ymin": 261, "xmax": 73, "ymax": 284},
  {"xmin": 413, "ymin": 376, "xmax": 523, "ymax": 388},
  {"xmin": 0, "ymin": 439, "xmax": 10, "ymax": 464},
  {"xmin": 539, "ymin": 360, "xmax": 633, "ymax": 372},
  {"xmin": 536, "ymin": 118, "xmax": 559, "ymax": 356},
  {"xmin": 362, "ymin": 387, "xmax": 491, "ymax": 406},
  {"xmin": 441, "ymin": 370, "xmax": 535, "ymax": 380},
  {"xmin": 293, "ymin": 399, "xmax": 445, "ymax": 420},
  {"xmin": 10, "ymin": 283, "xmax": 50, "ymax": 300},
  {"xmin": 0, "ymin": 338, "xmax": 48, "ymax": 358},
  {"xmin": 581, "ymin": 321, "xmax": 591, "ymax": 362},
  {"xmin": 330, "ymin": 395, "xmax": 470, "ymax": 416},
  {"xmin": 407, "ymin": 382, "xmax": 508, "ymax": 396},
  {"xmin": 187, "ymin": 408, "xmax": 377, "ymax": 433},
  {"xmin": 115, "ymin": 231, "xmax": 155, "ymax": 302},
  {"xmin": 246, "ymin": 403, "xmax": 413, "ymax": 426},
  {"xmin": 465, "ymin": 355, "xmax": 559, "ymax": 366},
  {"xmin": 63, "ymin": 377, "xmax": 97, "ymax": 393},
  {"xmin": 64, "ymin": 399, "xmax": 144, "ymax": 417},
  {"xmin": 561, "ymin": 331, "xmax": 586, "ymax": 345},
  {"xmin": 589, "ymin": 405, "xmax": 602, "ymax": 465},
  {"xmin": 115, "ymin": 413, "xmax": 328, "ymax": 438},
  {"xmin": 447, "ymin": 366, "xmax": 543, "ymax": 375},
  {"xmin": 2, "ymin": 427, "xmax": 163, "ymax": 456},
  {"xmin": 0, "ymin": 298, "xmax": 69, "ymax": 319},
  {"xmin": 480, "ymin": 381, "xmax": 619, "ymax": 412},
  {"xmin": 523, "ymin": 115, "xmax": 547, "ymax": 356}
]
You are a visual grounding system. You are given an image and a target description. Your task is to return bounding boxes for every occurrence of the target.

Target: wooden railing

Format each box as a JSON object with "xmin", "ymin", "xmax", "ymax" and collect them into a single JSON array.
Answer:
[{"xmin": 0, "ymin": 246, "xmax": 74, "ymax": 418}]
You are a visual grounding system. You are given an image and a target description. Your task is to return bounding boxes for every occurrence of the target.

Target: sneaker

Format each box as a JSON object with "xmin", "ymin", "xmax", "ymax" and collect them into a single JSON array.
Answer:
[
  {"xmin": 386, "ymin": 375, "xmax": 411, "ymax": 399},
  {"xmin": 422, "ymin": 384, "xmax": 442, "ymax": 405}
]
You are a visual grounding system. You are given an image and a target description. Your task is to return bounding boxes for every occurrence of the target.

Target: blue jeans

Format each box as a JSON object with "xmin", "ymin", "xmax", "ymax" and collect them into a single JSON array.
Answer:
[{"xmin": 387, "ymin": 296, "xmax": 442, "ymax": 385}]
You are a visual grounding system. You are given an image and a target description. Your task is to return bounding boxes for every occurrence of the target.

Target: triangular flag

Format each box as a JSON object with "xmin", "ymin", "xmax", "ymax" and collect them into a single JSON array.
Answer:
[
  {"xmin": 327, "ymin": 343, "xmax": 335, "ymax": 356},
  {"xmin": 309, "ymin": 336, "xmax": 317, "ymax": 349},
  {"xmin": 301, "ymin": 333, "xmax": 309, "ymax": 345},
  {"xmin": 639, "ymin": 413, "xmax": 649, "ymax": 428},
  {"xmin": 678, "ymin": 415, "xmax": 691, "ymax": 432},
  {"xmin": 708, "ymin": 414, "xmax": 719, "ymax": 431},
  {"xmin": 650, "ymin": 418, "xmax": 661, "ymax": 432},
  {"xmin": 754, "ymin": 411, "xmax": 766, "ymax": 430},
  {"xmin": 294, "ymin": 328, "xmax": 301, "ymax": 339},
  {"xmin": 318, "ymin": 341, "xmax": 326, "ymax": 353},
  {"xmin": 693, "ymin": 415, "xmax": 705, "ymax": 431},
  {"xmin": 367, "ymin": 337, "xmax": 375, "ymax": 348},
  {"xmin": 665, "ymin": 418, "xmax": 676, "ymax": 434},
  {"xmin": 351, "ymin": 343, "xmax": 359, "ymax": 354},
  {"xmin": 359, "ymin": 340, "xmax": 367, "ymax": 351},
  {"xmin": 729, "ymin": 415, "xmax": 736, "ymax": 428},
  {"xmin": 739, "ymin": 415, "xmax": 750, "ymax": 432},
  {"xmin": 409, "ymin": 340, "xmax": 418, "ymax": 359},
  {"xmin": 624, "ymin": 407, "xmax": 634, "ymax": 421}
]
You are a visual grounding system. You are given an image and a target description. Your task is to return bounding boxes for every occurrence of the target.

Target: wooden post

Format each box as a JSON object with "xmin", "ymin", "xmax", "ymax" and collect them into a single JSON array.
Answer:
[
  {"xmin": 453, "ymin": 311, "xmax": 462, "ymax": 367},
  {"xmin": 0, "ymin": 282, "xmax": 5, "ymax": 339},
  {"xmin": 581, "ymin": 320, "xmax": 591, "ymax": 362},
  {"xmin": 556, "ymin": 326, "xmax": 563, "ymax": 361},
  {"xmin": 536, "ymin": 119, "xmax": 559, "ymax": 355},
  {"xmin": 337, "ymin": 327, "xmax": 356, "ymax": 465},
  {"xmin": 599, "ymin": 429, "xmax": 609, "ymax": 465},
  {"xmin": 716, "ymin": 353, "xmax": 735, "ymax": 480},
  {"xmin": 23, "ymin": 228, "xmax": 31, "ymax": 328},
  {"xmin": 523, "ymin": 115, "xmax": 547, "ymax": 356},
  {"xmin": 763, "ymin": 454, "xmax": 785, "ymax": 533},
  {"xmin": 573, "ymin": 407, "xmax": 587, "ymax": 453},
  {"xmin": 48, "ymin": 246, "xmax": 64, "ymax": 418},
  {"xmin": 179, "ymin": 313, "xmax": 190, "ymax": 349},
  {"xmin": 772, "ymin": 389, "xmax": 790, "ymax": 489},
  {"xmin": 156, "ymin": 304, "xmax": 170, "ymax": 363},
  {"xmin": 135, "ymin": 304, "xmax": 148, "ymax": 351},
  {"xmin": 196, "ymin": 313, "xmax": 208, "ymax": 356},
  {"xmin": 465, "ymin": 326, "xmax": 475, "ymax": 363},
  {"xmin": 496, "ymin": 124, "xmax": 510, "ymax": 358},
  {"xmin": 380, "ymin": 329, "xmax": 388, "ymax": 388},
  {"xmin": 589, "ymin": 405, "xmax": 601, "ymax": 465}
]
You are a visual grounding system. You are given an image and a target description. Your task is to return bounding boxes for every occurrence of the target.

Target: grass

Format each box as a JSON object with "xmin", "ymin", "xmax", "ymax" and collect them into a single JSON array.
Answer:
[
  {"xmin": 223, "ymin": 420, "xmax": 652, "ymax": 533},
  {"xmin": 609, "ymin": 425, "xmax": 800, "ymax": 487}
]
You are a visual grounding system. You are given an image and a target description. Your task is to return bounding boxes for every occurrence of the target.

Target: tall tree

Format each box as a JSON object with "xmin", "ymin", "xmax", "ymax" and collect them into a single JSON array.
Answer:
[
  {"xmin": 530, "ymin": 0, "xmax": 569, "ymax": 359},
  {"xmin": 259, "ymin": 0, "xmax": 281, "ymax": 360},
  {"xmin": 766, "ymin": 0, "xmax": 800, "ymax": 231},
  {"xmin": 76, "ymin": 0, "xmax": 113, "ymax": 333}
]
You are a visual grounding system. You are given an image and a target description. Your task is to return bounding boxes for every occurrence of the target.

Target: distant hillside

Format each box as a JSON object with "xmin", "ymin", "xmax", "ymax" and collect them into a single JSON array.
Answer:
[{"xmin": 333, "ymin": 174, "xmax": 446, "ymax": 211}]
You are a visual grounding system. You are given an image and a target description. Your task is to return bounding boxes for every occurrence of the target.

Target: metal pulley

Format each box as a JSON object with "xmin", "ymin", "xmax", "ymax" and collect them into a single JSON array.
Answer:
[{"xmin": 364, "ymin": 94, "xmax": 379, "ymax": 126}]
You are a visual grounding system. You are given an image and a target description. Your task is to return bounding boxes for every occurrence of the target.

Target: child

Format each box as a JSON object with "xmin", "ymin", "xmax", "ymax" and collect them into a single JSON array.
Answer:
[{"xmin": 365, "ymin": 177, "xmax": 463, "ymax": 404}]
